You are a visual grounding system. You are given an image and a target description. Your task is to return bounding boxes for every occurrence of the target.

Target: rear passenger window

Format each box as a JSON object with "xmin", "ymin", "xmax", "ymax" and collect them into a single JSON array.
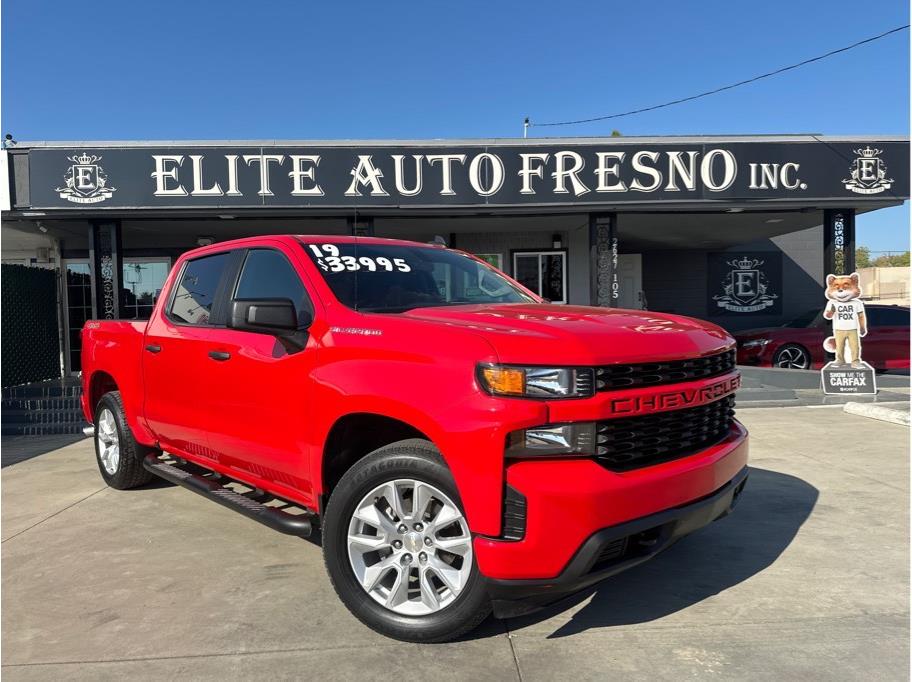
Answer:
[
  {"xmin": 234, "ymin": 249, "xmax": 311, "ymax": 323},
  {"xmin": 169, "ymin": 253, "xmax": 230, "ymax": 325},
  {"xmin": 866, "ymin": 307, "xmax": 910, "ymax": 328}
]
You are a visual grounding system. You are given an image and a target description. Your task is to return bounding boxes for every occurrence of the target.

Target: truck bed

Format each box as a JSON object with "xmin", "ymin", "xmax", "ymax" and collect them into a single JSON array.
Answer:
[{"xmin": 80, "ymin": 320, "xmax": 149, "ymax": 439}]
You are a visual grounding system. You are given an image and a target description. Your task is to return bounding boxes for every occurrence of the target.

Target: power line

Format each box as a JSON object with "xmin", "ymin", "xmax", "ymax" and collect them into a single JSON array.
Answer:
[{"xmin": 529, "ymin": 25, "xmax": 909, "ymax": 129}]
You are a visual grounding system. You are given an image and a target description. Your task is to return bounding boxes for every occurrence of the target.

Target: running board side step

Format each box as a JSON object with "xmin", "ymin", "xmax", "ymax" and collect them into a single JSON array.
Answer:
[{"xmin": 142, "ymin": 454, "xmax": 313, "ymax": 538}]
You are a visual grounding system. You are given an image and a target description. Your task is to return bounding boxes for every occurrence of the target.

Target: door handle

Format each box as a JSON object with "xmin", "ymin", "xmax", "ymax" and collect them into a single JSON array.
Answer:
[
  {"xmin": 145, "ymin": 344, "xmax": 162, "ymax": 353},
  {"xmin": 208, "ymin": 350, "xmax": 231, "ymax": 361}
]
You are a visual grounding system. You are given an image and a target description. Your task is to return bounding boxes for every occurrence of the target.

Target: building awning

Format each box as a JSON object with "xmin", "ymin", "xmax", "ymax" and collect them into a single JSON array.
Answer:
[{"xmin": 4, "ymin": 135, "xmax": 908, "ymax": 218}]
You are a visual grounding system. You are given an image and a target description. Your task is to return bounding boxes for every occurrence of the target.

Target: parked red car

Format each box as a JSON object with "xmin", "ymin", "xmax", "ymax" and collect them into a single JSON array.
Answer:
[
  {"xmin": 81, "ymin": 235, "xmax": 748, "ymax": 642},
  {"xmin": 735, "ymin": 305, "xmax": 910, "ymax": 370}
]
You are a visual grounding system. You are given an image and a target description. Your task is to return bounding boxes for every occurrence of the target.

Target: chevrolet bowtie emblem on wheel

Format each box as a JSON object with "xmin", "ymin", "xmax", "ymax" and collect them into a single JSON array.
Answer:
[
  {"xmin": 56, "ymin": 152, "xmax": 116, "ymax": 204},
  {"xmin": 843, "ymin": 146, "xmax": 893, "ymax": 195}
]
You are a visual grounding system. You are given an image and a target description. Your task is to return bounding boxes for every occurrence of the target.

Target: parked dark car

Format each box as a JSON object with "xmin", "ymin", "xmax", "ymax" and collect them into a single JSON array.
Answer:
[{"xmin": 735, "ymin": 304, "xmax": 910, "ymax": 370}]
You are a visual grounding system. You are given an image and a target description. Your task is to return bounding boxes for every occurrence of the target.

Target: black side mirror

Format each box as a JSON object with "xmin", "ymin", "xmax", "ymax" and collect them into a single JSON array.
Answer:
[{"xmin": 230, "ymin": 299, "xmax": 308, "ymax": 335}]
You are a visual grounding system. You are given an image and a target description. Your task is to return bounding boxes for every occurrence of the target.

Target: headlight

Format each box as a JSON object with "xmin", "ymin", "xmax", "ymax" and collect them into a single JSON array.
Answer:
[
  {"xmin": 506, "ymin": 423, "xmax": 597, "ymax": 457},
  {"xmin": 477, "ymin": 364, "xmax": 595, "ymax": 398},
  {"xmin": 741, "ymin": 339, "xmax": 770, "ymax": 349}
]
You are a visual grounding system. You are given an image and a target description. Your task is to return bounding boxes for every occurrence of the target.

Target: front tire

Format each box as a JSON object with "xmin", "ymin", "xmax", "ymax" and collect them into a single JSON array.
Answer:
[
  {"xmin": 323, "ymin": 439, "xmax": 491, "ymax": 642},
  {"xmin": 93, "ymin": 391, "xmax": 156, "ymax": 490},
  {"xmin": 773, "ymin": 344, "xmax": 811, "ymax": 370}
]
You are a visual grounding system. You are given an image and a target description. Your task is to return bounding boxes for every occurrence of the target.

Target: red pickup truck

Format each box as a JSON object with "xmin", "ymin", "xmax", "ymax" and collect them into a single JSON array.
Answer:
[{"xmin": 82, "ymin": 235, "xmax": 748, "ymax": 642}]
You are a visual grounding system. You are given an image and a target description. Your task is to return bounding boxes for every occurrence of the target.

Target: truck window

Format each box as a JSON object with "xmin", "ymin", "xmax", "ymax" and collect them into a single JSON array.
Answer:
[
  {"xmin": 168, "ymin": 252, "xmax": 230, "ymax": 325},
  {"xmin": 234, "ymin": 249, "xmax": 312, "ymax": 322}
]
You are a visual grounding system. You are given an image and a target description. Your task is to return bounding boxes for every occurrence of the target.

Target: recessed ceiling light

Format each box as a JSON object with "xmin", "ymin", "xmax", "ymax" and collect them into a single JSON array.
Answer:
[
  {"xmin": 765, "ymin": 218, "xmax": 784, "ymax": 224},
  {"xmin": 726, "ymin": 208, "xmax": 744, "ymax": 213}
]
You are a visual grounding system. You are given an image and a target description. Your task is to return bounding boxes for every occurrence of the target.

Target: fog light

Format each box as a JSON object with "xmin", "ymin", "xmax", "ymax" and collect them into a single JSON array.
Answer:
[{"xmin": 506, "ymin": 423, "xmax": 597, "ymax": 457}]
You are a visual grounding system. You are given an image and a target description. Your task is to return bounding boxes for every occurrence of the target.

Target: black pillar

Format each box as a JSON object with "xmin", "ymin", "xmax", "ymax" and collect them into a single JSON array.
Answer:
[
  {"xmin": 589, "ymin": 213, "xmax": 618, "ymax": 307},
  {"xmin": 823, "ymin": 209, "xmax": 856, "ymax": 276},
  {"xmin": 88, "ymin": 221, "xmax": 123, "ymax": 319},
  {"xmin": 347, "ymin": 216, "xmax": 374, "ymax": 236}
]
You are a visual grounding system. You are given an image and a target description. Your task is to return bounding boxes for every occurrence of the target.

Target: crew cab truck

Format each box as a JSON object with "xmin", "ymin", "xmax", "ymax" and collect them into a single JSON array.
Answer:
[{"xmin": 82, "ymin": 235, "xmax": 748, "ymax": 642}]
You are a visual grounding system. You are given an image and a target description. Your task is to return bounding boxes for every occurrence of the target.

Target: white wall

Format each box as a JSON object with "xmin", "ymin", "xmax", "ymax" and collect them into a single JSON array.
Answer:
[{"xmin": 1, "ymin": 223, "xmax": 56, "ymax": 267}]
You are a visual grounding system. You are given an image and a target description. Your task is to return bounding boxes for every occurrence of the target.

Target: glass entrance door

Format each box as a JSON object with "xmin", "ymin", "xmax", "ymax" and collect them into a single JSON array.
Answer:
[{"xmin": 63, "ymin": 260, "xmax": 92, "ymax": 373}]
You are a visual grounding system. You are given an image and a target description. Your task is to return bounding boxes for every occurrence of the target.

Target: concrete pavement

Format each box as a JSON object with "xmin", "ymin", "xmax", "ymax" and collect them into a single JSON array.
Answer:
[{"xmin": 2, "ymin": 405, "xmax": 908, "ymax": 680}]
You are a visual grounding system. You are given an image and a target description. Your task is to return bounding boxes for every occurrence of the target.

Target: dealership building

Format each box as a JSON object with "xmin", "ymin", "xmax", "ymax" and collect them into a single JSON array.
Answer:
[{"xmin": 1, "ymin": 134, "xmax": 908, "ymax": 385}]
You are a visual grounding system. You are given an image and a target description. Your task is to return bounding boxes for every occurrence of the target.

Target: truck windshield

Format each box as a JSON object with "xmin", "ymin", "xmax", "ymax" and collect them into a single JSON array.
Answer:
[{"xmin": 302, "ymin": 241, "xmax": 536, "ymax": 313}]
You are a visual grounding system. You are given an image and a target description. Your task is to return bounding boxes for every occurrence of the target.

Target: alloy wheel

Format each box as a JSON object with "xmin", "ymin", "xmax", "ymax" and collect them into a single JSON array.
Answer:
[
  {"xmin": 775, "ymin": 346, "xmax": 809, "ymax": 370},
  {"xmin": 96, "ymin": 408, "xmax": 120, "ymax": 474},
  {"xmin": 346, "ymin": 479, "xmax": 473, "ymax": 616}
]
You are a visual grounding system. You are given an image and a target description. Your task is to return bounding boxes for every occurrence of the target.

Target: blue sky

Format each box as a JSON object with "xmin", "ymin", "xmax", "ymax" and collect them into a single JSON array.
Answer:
[{"xmin": 2, "ymin": 1, "xmax": 908, "ymax": 251}]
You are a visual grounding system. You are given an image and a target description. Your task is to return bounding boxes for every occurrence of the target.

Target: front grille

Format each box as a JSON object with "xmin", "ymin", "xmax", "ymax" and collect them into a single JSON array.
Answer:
[
  {"xmin": 595, "ymin": 395, "xmax": 736, "ymax": 472},
  {"xmin": 595, "ymin": 349, "xmax": 736, "ymax": 392}
]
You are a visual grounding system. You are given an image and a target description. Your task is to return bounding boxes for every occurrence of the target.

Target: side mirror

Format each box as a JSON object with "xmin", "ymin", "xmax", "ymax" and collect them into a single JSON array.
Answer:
[{"xmin": 230, "ymin": 299, "xmax": 309, "ymax": 335}]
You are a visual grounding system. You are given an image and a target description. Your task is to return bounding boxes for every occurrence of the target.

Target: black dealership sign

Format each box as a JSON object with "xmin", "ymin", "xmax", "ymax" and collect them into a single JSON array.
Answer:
[{"xmin": 22, "ymin": 139, "xmax": 910, "ymax": 210}]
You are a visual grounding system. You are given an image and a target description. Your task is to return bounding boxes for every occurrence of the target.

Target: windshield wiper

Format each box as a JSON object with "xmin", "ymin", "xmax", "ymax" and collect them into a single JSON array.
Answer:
[{"xmin": 358, "ymin": 301, "xmax": 480, "ymax": 314}]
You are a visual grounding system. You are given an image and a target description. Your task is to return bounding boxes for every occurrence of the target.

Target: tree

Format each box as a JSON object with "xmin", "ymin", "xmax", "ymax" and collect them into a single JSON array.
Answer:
[
  {"xmin": 872, "ymin": 252, "xmax": 910, "ymax": 267},
  {"xmin": 856, "ymin": 246, "xmax": 871, "ymax": 268}
]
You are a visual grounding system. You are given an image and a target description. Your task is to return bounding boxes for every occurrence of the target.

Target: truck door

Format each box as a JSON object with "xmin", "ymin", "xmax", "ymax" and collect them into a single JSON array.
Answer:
[
  {"xmin": 142, "ymin": 250, "xmax": 235, "ymax": 459},
  {"xmin": 201, "ymin": 244, "xmax": 321, "ymax": 503}
]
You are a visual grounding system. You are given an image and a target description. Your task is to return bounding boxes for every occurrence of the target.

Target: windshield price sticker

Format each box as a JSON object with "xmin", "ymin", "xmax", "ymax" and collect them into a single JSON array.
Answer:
[{"xmin": 308, "ymin": 244, "xmax": 411, "ymax": 273}]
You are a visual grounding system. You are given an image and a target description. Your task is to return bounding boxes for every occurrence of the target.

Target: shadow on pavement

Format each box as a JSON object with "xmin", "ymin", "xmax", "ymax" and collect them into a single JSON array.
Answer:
[
  {"xmin": 504, "ymin": 467, "xmax": 818, "ymax": 639},
  {"xmin": 0, "ymin": 434, "xmax": 88, "ymax": 467}
]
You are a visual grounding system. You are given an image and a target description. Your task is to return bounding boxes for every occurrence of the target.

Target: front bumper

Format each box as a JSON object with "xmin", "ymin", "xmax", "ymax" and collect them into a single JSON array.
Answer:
[
  {"xmin": 485, "ymin": 464, "xmax": 749, "ymax": 617},
  {"xmin": 736, "ymin": 343, "xmax": 774, "ymax": 366}
]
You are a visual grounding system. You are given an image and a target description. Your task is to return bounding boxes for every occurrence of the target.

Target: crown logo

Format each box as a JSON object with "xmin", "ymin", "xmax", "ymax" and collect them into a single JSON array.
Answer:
[
  {"xmin": 731, "ymin": 256, "xmax": 761, "ymax": 270},
  {"xmin": 68, "ymin": 153, "xmax": 101, "ymax": 165},
  {"xmin": 736, "ymin": 257, "xmax": 754, "ymax": 269},
  {"xmin": 854, "ymin": 146, "xmax": 882, "ymax": 159}
]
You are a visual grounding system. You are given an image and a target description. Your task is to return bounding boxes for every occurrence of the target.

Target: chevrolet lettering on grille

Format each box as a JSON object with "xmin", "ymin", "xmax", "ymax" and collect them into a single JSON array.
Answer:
[{"xmin": 607, "ymin": 374, "xmax": 741, "ymax": 415}]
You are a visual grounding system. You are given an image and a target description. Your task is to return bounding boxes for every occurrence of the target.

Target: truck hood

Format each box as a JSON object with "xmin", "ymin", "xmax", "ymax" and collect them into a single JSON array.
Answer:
[{"xmin": 401, "ymin": 303, "xmax": 733, "ymax": 365}]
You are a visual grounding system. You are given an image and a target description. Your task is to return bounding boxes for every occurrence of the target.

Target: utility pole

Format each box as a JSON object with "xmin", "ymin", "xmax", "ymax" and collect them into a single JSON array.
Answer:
[{"xmin": 523, "ymin": 117, "xmax": 529, "ymax": 139}]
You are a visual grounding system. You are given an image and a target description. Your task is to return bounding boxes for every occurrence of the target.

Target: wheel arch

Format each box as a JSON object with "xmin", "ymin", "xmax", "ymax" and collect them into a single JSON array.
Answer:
[
  {"xmin": 85, "ymin": 370, "xmax": 156, "ymax": 446},
  {"xmin": 88, "ymin": 370, "xmax": 119, "ymax": 413},
  {"xmin": 319, "ymin": 412, "xmax": 434, "ymax": 512}
]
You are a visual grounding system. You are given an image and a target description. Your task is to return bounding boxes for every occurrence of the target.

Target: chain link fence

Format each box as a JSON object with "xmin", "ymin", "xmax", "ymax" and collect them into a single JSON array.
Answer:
[{"xmin": 2, "ymin": 264, "xmax": 61, "ymax": 388}]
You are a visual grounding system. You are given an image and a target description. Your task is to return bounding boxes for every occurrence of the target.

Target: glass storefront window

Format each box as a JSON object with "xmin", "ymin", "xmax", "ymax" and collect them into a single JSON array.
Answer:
[
  {"xmin": 474, "ymin": 253, "xmax": 503, "ymax": 270},
  {"xmin": 122, "ymin": 260, "xmax": 170, "ymax": 320},
  {"xmin": 63, "ymin": 259, "xmax": 171, "ymax": 373},
  {"xmin": 512, "ymin": 251, "xmax": 567, "ymax": 304}
]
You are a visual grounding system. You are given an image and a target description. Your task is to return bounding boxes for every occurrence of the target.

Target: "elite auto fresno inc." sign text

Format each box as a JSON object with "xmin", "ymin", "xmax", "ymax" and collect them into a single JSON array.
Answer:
[{"xmin": 22, "ymin": 139, "xmax": 909, "ymax": 209}]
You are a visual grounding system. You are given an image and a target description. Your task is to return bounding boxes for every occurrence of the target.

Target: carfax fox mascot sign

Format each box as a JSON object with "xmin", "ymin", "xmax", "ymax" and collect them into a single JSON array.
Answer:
[{"xmin": 821, "ymin": 272, "xmax": 876, "ymax": 394}]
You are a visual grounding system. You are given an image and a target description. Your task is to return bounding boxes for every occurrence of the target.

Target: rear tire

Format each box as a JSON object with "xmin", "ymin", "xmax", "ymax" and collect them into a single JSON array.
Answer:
[
  {"xmin": 93, "ymin": 391, "xmax": 156, "ymax": 490},
  {"xmin": 322, "ymin": 439, "xmax": 491, "ymax": 642}
]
